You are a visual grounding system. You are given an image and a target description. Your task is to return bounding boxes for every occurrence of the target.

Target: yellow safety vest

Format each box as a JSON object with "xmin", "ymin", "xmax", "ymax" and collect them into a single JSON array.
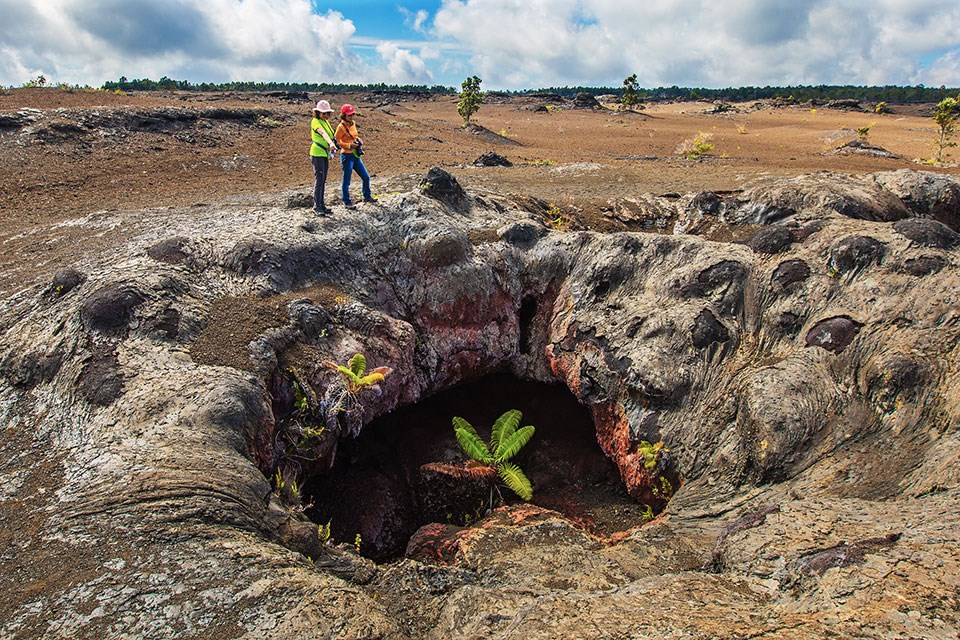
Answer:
[{"xmin": 310, "ymin": 117, "xmax": 336, "ymax": 158}]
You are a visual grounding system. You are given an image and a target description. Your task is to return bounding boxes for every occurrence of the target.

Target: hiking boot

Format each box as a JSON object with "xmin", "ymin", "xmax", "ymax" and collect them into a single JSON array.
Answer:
[
  {"xmin": 363, "ymin": 197, "xmax": 378, "ymax": 203},
  {"xmin": 314, "ymin": 208, "xmax": 330, "ymax": 217},
  {"xmin": 344, "ymin": 202, "xmax": 357, "ymax": 210}
]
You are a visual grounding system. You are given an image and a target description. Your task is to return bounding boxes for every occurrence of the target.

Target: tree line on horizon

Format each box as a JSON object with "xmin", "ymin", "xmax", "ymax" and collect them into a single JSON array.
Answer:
[
  {"xmin": 505, "ymin": 84, "xmax": 960, "ymax": 103},
  {"xmin": 85, "ymin": 76, "xmax": 958, "ymax": 104},
  {"xmin": 100, "ymin": 76, "xmax": 453, "ymax": 95}
]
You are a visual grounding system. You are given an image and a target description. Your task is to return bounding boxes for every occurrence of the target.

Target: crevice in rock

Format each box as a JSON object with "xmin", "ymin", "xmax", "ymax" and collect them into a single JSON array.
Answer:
[
  {"xmin": 300, "ymin": 373, "xmax": 656, "ymax": 562},
  {"xmin": 518, "ymin": 296, "xmax": 538, "ymax": 354}
]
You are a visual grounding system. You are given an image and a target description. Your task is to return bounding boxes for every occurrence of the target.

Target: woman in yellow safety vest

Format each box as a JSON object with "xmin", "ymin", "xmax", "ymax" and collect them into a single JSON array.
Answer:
[{"xmin": 310, "ymin": 100, "xmax": 337, "ymax": 216}]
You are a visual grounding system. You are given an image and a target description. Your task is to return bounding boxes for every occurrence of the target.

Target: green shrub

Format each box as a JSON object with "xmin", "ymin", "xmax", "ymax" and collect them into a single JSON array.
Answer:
[
  {"xmin": 676, "ymin": 132, "xmax": 714, "ymax": 159},
  {"xmin": 933, "ymin": 96, "xmax": 960, "ymax": 163},
  {"xmin": 855, "ymin": 122, "xmax": 876, "ymax": 142},
  {"xmin": 21, "ymin": 74, "xmax": 47, "ymax": 88},
  {"xmin": 622, "ymin": 74, "xmax": 640, "ymax": 108},
  {"xmin": 255, "ymin": 114, "xmax": 282, "ymax": 128},
  {"xmin": 457, "ymin": 75, "xmax": 484, "ymax": 125}
]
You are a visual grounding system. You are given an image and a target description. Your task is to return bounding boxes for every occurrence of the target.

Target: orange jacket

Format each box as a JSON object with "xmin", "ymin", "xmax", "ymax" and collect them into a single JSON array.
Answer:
[{"xmin": 335, "ymin": 120, "xmax": 360, "ymax": 154}]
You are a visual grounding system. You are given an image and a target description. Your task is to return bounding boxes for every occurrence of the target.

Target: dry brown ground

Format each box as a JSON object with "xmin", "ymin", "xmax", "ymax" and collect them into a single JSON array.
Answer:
[{"xmin": 1, "ymin": 87, "xmax": 958, "ymax": 293}]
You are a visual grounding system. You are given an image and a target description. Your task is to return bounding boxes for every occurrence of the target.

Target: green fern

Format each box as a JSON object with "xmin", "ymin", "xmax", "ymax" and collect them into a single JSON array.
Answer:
[
  {"xmin": 638, "ymin": 440, "xmax": 668, "ymax": 470},
  {"xmin": 498, "ymin": 462, "xmax": 533, "ymax": 501},
  {"xmin": 323, "ymin": 353, "xmax": 393, "ymax": 394},
  {"xmin": 285, "ymin": 368, "xmax": 326, "ymax": 447},
  {"xmin": 490, "ymin": 409, "xmax": 520, "ymax": 455},
  {"xmin": 451, "ymin": 410, "xmax": 535, "ymax": 501},
  {"xmin": 453, "ymin": 415, "xmax": 481, "ymax": 440},
  {"xmin": 318, "ymin": 520, "xmax": 332, "ymax": 543},
  {"xmin": 349, "ymin": 353, "xmax": 366, "ymax": 376},
  {"xmin": 640, "ymin": 504, "xmax": 655, "ymax": 523},
  {"xmin": 496, "ymin": 425, "xmax": 535, "ymax": 462},
  {"xmin": 454, "ymin": 418, "xmax": 494, "ymax": 463}
]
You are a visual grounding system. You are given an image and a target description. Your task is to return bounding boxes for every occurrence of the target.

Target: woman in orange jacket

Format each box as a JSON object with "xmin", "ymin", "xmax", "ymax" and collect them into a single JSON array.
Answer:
[{"xmin": 335, "ymin": 104, "xmax": 376, "ymax": 209}]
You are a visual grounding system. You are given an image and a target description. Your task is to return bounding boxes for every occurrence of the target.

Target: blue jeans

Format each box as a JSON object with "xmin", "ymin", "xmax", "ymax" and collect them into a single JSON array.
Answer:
[{"xmin": 341, "ymin": 153, "xmax": 371, "ymax": 205}]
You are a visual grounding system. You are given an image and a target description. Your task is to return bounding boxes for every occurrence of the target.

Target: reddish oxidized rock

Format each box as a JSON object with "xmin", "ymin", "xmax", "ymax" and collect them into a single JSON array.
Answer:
[
  {"xmin": 546, "ymin": 338, "xmax": 679, "ymax": 510},
  {"xmin": 405, "ymin": 522, "xmax": 465, "ymax": 564}
]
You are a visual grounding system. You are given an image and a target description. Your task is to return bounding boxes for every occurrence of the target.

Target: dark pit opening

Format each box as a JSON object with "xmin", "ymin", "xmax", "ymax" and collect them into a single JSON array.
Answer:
[{"xmin": 303, "ymin": 373, "xmax": 643, "ymax": 562}]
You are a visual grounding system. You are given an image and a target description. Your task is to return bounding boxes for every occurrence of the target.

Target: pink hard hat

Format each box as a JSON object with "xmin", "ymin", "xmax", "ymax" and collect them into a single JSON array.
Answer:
[
  {"xmin": 340, "ymin": 103, "xmax": 356, "ymax": 115},
  {"xmin": 313, "ymin": 100, "xmax": 333, "ymax": 113}
]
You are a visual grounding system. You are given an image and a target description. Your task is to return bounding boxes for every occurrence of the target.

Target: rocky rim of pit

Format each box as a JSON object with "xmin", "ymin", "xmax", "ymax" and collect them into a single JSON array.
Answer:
[{"xmin": 1, "ymin": 167, "xmax": 959, "ymax": 639}]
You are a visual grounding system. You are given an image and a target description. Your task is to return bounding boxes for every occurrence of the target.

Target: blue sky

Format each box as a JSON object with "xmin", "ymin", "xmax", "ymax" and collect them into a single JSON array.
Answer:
[
  {"xmin": 311, "ymin": 1, "xmax": 437, "ymax": 40},
  {"xmin": 1, "ymin": 0, "xmax": 959, "ymax": 90}
]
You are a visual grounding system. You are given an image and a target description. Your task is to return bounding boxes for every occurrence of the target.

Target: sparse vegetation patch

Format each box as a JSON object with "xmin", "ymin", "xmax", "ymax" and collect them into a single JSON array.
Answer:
[{"xmin": 676, "ymin": 131, "xmax": 714, "ymax": 159}]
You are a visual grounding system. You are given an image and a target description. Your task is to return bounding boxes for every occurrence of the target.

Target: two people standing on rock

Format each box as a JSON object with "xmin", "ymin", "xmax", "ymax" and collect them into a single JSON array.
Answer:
[{"xmin": 309, "ymin": 100, "xmax": 377, "ymax": 214}]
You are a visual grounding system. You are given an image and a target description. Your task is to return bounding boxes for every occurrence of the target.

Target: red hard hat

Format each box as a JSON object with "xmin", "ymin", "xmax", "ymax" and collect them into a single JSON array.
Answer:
[{"xmin": 340, "ymin": 104, "xmax": 355, "ymax": 115}]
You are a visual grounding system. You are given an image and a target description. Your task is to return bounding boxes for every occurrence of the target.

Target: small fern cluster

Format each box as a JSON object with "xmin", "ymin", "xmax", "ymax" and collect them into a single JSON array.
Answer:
[
  {"xmin": 637, "ymin": 440, "xmax": 668, "ymax": 469},
  {"xmin": 322, "ymin": 353, "xmax": 392, "ymax": 395},
  {"xmin": 318, "ymin": 520, "xmax": 332, "ymax": 544},
  {"xmin": 272, "ymin": 467, "xmax": 309, "ymax": 513},
  {"xmin": 287, "ymin": 367, "xmax": 325, "ymax": 447},
  {"xmin": 545, "ymin": 203, "xmax": 568, "ymax": 231},
  {"xmin": 321, "ymin": 353, "xmax": 393, "ymax": 436},
  {"xmin": 637, "ymin": 440, "xmax": 675, "ymax": 502}
]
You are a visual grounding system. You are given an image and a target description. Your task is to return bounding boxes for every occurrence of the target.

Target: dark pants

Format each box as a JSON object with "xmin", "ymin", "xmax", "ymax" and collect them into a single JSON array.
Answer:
[
  {"xmin": 312, "ymin": 155, "xmax": 329, "ymax": 211},
  {"xmin": 341, "ymin": 153, "xmax": 371, "ymax": 205}
]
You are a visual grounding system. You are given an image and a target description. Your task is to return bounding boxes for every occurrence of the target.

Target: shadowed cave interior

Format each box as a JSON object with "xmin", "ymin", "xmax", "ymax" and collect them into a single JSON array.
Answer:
[{"xmin": 303, "ymin": 373, "xmax": 653, "ymax": 562}]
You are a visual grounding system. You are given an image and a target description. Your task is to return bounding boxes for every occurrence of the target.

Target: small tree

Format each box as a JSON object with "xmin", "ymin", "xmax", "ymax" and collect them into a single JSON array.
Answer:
[
  {"xmin": 933, "ymin": 96, "xmax": 960, "ymax": 163},
  {"xmin": 622, "ymin": 74, "xmax": 640, "ymax": 108},
  {"xmin": 22, "ymin": 74, "xmax": 46, "ymax": 88},
  {"xmin": 457, "ymin": 75, "xmax": 483, "ymax": 125}
]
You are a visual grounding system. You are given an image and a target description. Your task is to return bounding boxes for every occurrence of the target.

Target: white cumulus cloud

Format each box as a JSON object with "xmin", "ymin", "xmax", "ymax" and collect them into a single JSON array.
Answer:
[
  {"xmin": 432, "ymin": 0, "xmax": 960, "ymax": 89},
  {"xmin": 0, "ymin": 0, "xmax": 371, "ymax": 86},
  {"xmin": 375, "ymin": 42, "xmax": 433, "ymax": 84},
  {"xmin": 924, "ymin": 50, "xmax": 960, "ymax": 86},
  {"xmin": 1, "ymin": 0, "xmax": 958, "ymax": 89},
  {"xmin": 400, "ymin": 7, "xmax": 431, "ymax": 33}
]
